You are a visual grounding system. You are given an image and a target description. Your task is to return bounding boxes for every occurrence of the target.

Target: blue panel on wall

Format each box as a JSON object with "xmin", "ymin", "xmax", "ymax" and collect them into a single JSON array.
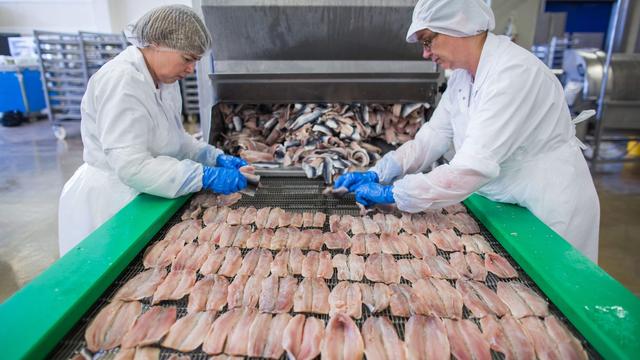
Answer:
[
  {"xmin": 0, "ymin": 69, "xmax": 46, "ymax": 113},
  {"xmin": 545, "ymin": 2, "xmax": 613, "ymax": 34}
]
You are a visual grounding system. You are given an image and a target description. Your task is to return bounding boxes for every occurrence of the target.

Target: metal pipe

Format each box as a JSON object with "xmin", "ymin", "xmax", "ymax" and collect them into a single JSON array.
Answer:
[{"xmin": 592, "ymin": 0, "xmax": 623, "ymax": 167}]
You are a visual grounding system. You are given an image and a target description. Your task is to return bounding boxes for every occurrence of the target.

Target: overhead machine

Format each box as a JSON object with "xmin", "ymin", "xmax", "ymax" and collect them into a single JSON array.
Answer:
[{"xmin": 1, "ymin": 1, "xmax": 638, "ymax": 359}]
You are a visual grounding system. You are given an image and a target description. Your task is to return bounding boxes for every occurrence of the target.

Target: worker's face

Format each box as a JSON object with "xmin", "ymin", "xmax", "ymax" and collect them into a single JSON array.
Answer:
[
  {"xmin": 417, "ymin": 29, "xmax": 456, "ymax": 70},
  {"xmin": 150, "ymin": 46, "xmax": 201, "ymax": 84}
]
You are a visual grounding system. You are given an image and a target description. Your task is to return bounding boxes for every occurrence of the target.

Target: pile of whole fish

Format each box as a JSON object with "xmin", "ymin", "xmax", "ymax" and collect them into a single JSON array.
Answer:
[{"xmin": 217, "ymin": 103, "xmax": 430, "ymax": 183}]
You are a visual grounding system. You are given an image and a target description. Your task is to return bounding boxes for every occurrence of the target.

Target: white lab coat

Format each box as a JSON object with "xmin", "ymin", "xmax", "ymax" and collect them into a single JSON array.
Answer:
[
  {"xmin": 58, "ymin": 46, "xmax": 222, "ymax": 256},
  {"xmin": 372, "ymin": 33, "xmax": 600, "ymax": 262}
]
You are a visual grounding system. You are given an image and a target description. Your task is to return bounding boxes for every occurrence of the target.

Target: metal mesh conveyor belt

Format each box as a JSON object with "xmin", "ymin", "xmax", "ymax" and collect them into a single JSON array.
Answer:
[{"xmin": 50, "ymin": 176, "xmax": 601, "ymax": 359}]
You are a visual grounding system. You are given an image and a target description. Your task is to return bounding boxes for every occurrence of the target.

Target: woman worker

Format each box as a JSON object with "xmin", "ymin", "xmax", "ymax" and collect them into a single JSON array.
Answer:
[
  {"xmin": 336, "ymin": 0, "xmax": 600, "ymax": 262},
  {"xmin": 58, "ymin": 5, "xmax": 247, "ymax": 256}
]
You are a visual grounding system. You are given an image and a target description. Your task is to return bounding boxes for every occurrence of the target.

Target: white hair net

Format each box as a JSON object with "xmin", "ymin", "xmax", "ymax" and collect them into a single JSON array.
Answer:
[
  {"xmin": 126, "ymin": 5, "xmax": 212, "ymax": 55},
  {"xmin": 406, "ymin": 0, "xmax": 495, "ymax": 42}
]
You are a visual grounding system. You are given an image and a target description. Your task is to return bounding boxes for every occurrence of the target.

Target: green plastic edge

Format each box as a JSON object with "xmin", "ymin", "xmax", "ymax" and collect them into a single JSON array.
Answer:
[
  {"xmin": 0, "ymin": 193, "xmax": 190, "ymax": 360},
  {"xmin": 464, "ymin": 193, "xmax": 640, "ymax": 360}
]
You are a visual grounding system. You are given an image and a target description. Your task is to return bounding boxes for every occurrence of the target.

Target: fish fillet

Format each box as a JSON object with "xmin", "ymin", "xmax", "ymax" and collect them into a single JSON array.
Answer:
[
  {"xmin": 405, "ymin": 315, "xmax": 450, "ymax": 360},
  {"xmin": 85, "ymin": 300, "xmax": 142, "ymax": 352},
  {"xmin": 227, "ymin": 275, "xmax": 249, "ymax": 309},
  {"xmin": 305, "ymin": 229, "xmax": 324, "ymax": 251},
  {"xmin": 142, "ymin": 239, "xmax": 182, "ymax": 269},
  {"xmin": 312, "ymin": 212, "xmax": 326, "ymax": 228},
  {"xmin": 288, "ymin": 248, "xmax": 305, "ymax": 275},
  {"xmin": 380, "ymin": 233, "xmax": 409, "ymax": 255},
  {"xmin": 237, "ymin": 248, "xmax": 260, "ymax": 276},
  {"xmin": 365, "ymin": 233, "xmax": 381, "ymax": 254},
  {"xmin": 217, "ymin": 224, "xmax": 240, "ymax": 247},
  {"xmin": 350, "ymin": 234, "xmax": 366, "ymax": 255},
  {"xmin": 248, "ymin": 313, "xmax": 272, "ymax": 357},
  {"xmin": 198, "ymin": 223, "xmax": 220, "ymax": 243},
  {"xmin": 444, "ymin": 319, "xmax": 491, "ymax": 360},
  {"xmin": 449, "ymin": 252, "xmax": 487, "ymax": 281},
  {"xmin": 302, "ymin": 212, "xmax": 315, "ymax": 227},
  {"xmin": 272, "ymin": 249, "xmax": 290, "ymax": 277},
  {"xmin": 362, "ymin": 216, "xmax": 381, "ymax": 234},
  {"xmin": 321, "ymin": 313, "xmax": 364, "ymax": 360},
  {"xmin": 225, "ymin": 307, "xmax": 259, "ymax": 356},
  {"xmin": 544, "ymin": 316, "xmax": 587, "ymax": 359},
  {"xmin": 114, "ymin": 268, "xmax": 167, "ymax": 301},
  {"xmin": 519, "ymin": 317, "xmax": 563, "ymax": 360},
  {"xmin": 200, "ymin": 247, "xmax": 227, "ymax": 275},
  {"xmin": 187, "ymin": 275, "xmax": 229, "ymax": 313},
  {"xmin": 456, "ymin": 278, "xmax": 507, "ymax": 318},
  {"xmin": 423, "ymin": 256, "xmax": 460, "ymax": 280},
  {"xmin": 351, "ymin": 216, "xmax": 366, "ymax": 235},
  {"xmin": 162, "ymin": 311, "xmax": 216, "ymax": 352},
  {"xmin": 203, "ymin": 308, "xmax": 242, "ymax": 355},
  {"xmin": 460, "ymin": 234, "xmax": 493, "ymax": 254},
  {"xmin": 172, "ymin": 242, "xmax": 211, "ymax": 271},
  {"xmin": 218, "ymin": 247, "xmax": 243, "ymax": 277},
  {"xmin": 152, "ymin": 269, "xmax": 196, "ymax": 304},
  {"xmin": 266, "ymin": 207, "xmax": 284, "ymax": 229},
  {"xmin": 389, "ymin": 284, "xmax": 414, "ymax": 317},
  {"xmin": 485, "ymin": 253, "xmax": 518, "ymax": 279},
  {"xmin": 333, "ymin": 254, "xmax": 350, "ymax": 281},
  {"xmin": 271, "ymin": 227, "xmax": 290, "ymax": 250},
  {"xmin": 362, "ymin": 317, "xmax": 405, "ymax": 360},
  {"xmin": 329, "ymin": 281, "xmax": 363, "ymax": 319},
  {"xmin": 242, "ymin": 275, "xmax": 263, "ymax": 308},
  {"xmin": 121, "ymin": 306, "xmax": 176, "ymax": 348},
  {"xmin": 480, "ymin": 314, "xmax": 536, "ymax": 360},
  {"xmin": 429, "ymin": 229, "xmax": 464, "ymax": 252},
  {"xmin": 262, "ymin": 313, "xmax": 292, "ymax": 359},
  {"xmin": 255, "ymin": 206, "xmax": 272, "ymax": 229},
  {"xmin": 324, "ymin": 231, "xmax": 351, "ymax": 250},
  {"xmin": 497, "ymin": 282, "xmax": 548, "ymax": 317},
  {"xmin": 231, "ymin": 225, "xmax": 252, "ymax": 248},
  {"xmin": 283, "ymin": 315, "xmax": 325, "ymax": 360},
  {"xmin": 448, "ymin": 212, "xmax": 480, "ymax": 234},
  {"xmin": 241, "ymin": 206, "xmax": 257, "ymax": 225},
  {"xmin": 226, "ymin": 207, "xmax": 245, "ymax": 225},
  {"xmin": 403, "ymin": 233, "xmax": 436, "ymax": 259}
]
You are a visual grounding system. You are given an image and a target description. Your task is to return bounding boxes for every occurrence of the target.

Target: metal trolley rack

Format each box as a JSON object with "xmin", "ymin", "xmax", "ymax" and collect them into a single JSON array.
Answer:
[
  {"xmin": 180, "ymin": 72, "xmax": 200, "ymax": 122},
  {"xmin": 79, "ymin": 31, "xmax": 127, "ymax": 79},
  {"xmin": 34, "ymin": 30, "xmax": 88, "ymax": 140}
]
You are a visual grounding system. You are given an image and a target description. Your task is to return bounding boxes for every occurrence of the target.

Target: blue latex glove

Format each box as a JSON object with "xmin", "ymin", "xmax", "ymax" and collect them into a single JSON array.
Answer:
[
  {"xmin": 334, "ymin": 171, "xmax": 379, "ymax": 192},
  {"xmin": 354, "ymin": 183, "xmax": 395, "ymax": 207},
  {"xmin": 202, "ymin": 166, "xmax": 247, "ymax": 195},
  {"xmin": 216, "ymin": 154, "xmax": 248, "ymax": 169}
]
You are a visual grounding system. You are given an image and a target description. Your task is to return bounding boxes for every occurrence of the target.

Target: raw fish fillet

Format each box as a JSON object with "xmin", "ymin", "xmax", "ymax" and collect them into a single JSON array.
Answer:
[
  {"xmin": 423, "ymin": 256, "xmax": 460, "ymax": 279},
  {"xmin": 350, "ymin": 234, "xmax": 366, "ymax": 255},
  {"xmin": 262, "ymin": 313, "xmax": 292, "ymax": 359},
  {"xmin": 429, "ymin": 229, "xmax": 463, "ymax": 252},
  {"xmin": 321, "ymin": 313, "xmax": 364, "ymax": 360},
  {"xmin": 227, "ymin": 275, "xmax": 249, "ymax": 309},
  {"xmin": 405, "ymin": 315, "xmax": 450, "ymax": 360},
  {"xmin": 181, "ymin": 205, "xmax": 202, "ymax": 221},
  {"xmin": 225, "ymin": 307, "xmax": 258, "ymax": 356},
  {"xmin": 172, "ymin": 242, "xmax": 211, "ymax": 271},
  {"xmin": 226, "ymin": 207, "xmax": 245, "ymax": 225},
  {"xmin": 304, "ymin": 229, "xmax": 324, "ymax": 251},
  {"xmin": 286, "ymin": 227, "xmax": 304, "ymax": 249},
  {"xmin": 364, "ymin": 253, "xmax": 399, "ymax": 284},
  {"xmin": 323, "ymin": 231, "xmax": 351, "ymax": 250},
  {"xmin": 114, "ymin": 268, "xmax": 167, "ymax": 301},
  {"xmin": 448, "ymin": 212, "xmax": 480, "ymax": 234},
  {"xmin": 312, "ymin": 212, "xmax": 326, "ymax": 228},
  {"xmin": 302, "ymin": 212, "xmax": 315, "ymax": 227},
  {"xmin": 348, "ymin": 254, "xmax": 365, "ymax": 281},
  {"xmin": 384, "ymin": 214, "xmax": 402, "ymax": 234},
  {"xmin": 402, "ymin": 233, "xmax": 437, "ymax": 259},
  {"xmin": 444, "ymin": 203, "xmax": 467, "ymax": 214},
  {"xmin": 142, "ymin": 239, "xmax": 182, "ymax": 269},
  {"xmin": 380, "ymin": 233, "xmax": 409, "ymax": 255},
  {"xmin": 389, "ymin": 284, "xmax": 416, "ymax": 317},
  {"xmin": 200, "ymin": 247, "xmax": 227, "ymax": 275},
  {"xmin": 362, "ymin": 317, "xmax": 405, "ymax": 360},
  {"xmin": 412, "ymin": 278, "xmax": 463, "ymax": 319},
  {"xmin": 85, "ymin": 300, "xmax": 141, "ymax": 351},
  {"xmin": 359, "ymin": 283, "xmax": 391, "ymax": 313},
  {"xmin": 208, "ymin": 207, "xmax": 230, "ymax": 226},
  {"xmin": 121, "ymin": 306, "xmax": 176, "ymax": 348},
  {"xmin": 329, "ymin": 281, "xmax": 363, "ymax": 319},
  {"xmin": 544, "ymin": 316, "xmax": 587, "ymax": 359},
  {"xmin": 283, "ymin": 314, "xmax": 325, "ymax": 360},
  {"xmin": 260, "ymin": 274, "xmax": 279, "ymax": 313},
  {"xmin": 266, "ymin": 207, "xmax": 284, "ymax": 229},
  {"xmin": 351, "ymin": 216, "xmax": 366, "ymax": 235},
  {"xmin": 245, "ymin": 229, "xmax": 263, "ymax": 249},
  {"xmin": 187, "ymin": 275, "xmax": 229, "ymax": 313},
  {"xmin": 460, "ymin": 234, "xmax": 493, "ymax": 254},
  {"xmin": 241, "ymin": 206, "xmax": 257, "ymax": 225},
  {"xmin": 260, "ymin": 275, "xmax": 298, "ymax": 313},
  {"xmin": 248, "ymin": 313, "xmax": 272, "ymax": 357},
  {"xmin": 237, "ymin": 248, "xmax": 261, "ymax": 276},
  {"xmin": 289, "ymin": 212, "xmax": 304, "ymax": 228},
  {"xmin": 497, "ymin": 282, "xmax": 549, "ymax": 318},
  {"xmin": 218, "ymin": 247, "xmax": 243, "ymax": 277},
  {"xmin": 255, "ymin": 206, "xmax": 272, "ymax": 229},
  {"xmin": 294, "ymin": 277, "xmax": 330, "ymax": 314},
  {"xmin": 217, "ymin": 193, "xmax": 241, "ymax": 207},
  {"xmin": 163, "ymin": 219, "xmax": 201, "ymax": 244},
  {"xmin": 338, "ymin": 215, "xmax": 355, "ymax": 233},
  {"xmin": 203, "ymin": 308, "xmax": 241, "ymax": 355},
  {"xmin": 198, "ymin": 223, "xmax": 220, "ymax": 243},
  {"xmin": 288, "ymin": 248, "xmax": 305, "ymax": 275},
  {"xmin": 329, "ymin": 214, "xmax": 342, "ymax": 232},
  {"xmin": 481, "ymin": 314, "xmax": 536, "ymax": 360},
  {"xmin": 362, "ymin": 216, "xmax": 381, "ymax": 234},
  {"xmin": 242, "ymin": 275, "xmax": 263, "ymax": 308},
  {"xmin": 217, "ymin": 224, "xmax": 240, "ymax": 247},
  {"xmin": 449, "ymin": 251, "xmax": 487, "ymax": 281},
  {"xmin": 397, "ymin": 258, "xmax": 431, "ymax": 283},
  {"xmin": 278, "ymin": 210, "xmax": 293, "ymax": 228},
  {"xmin": 519, "ymin": 317, "xmax": 572, "ymax": 360},
  {"xmin": 400, "ymin": 212, "xmax": 419, "ymax": 234},
  {"xmin": 364, "ymin": 233, "xmax": 381, "ymax": 254},
  {"xmin": 162, "ymin": 311, "xmax": 216, "ymax": 352},
  {"xmin": 231, "ymin": 225, "xmax": 252, "ymax": 248},
  {"xmin": 254, "ymin": 249, "xmax": 274, "ymax": 278},
  {"xmin": 456, "ymin": 278, "xmax": 508, "ymax": 318},
  {"xmin": 259, "ymin": 228, "xmax": 275, "ymax": 249},
  {"xmin": 333, "ymin": 254, "xmax": 350, "ymax": 281},
  {"xmin": 272, "ymin": 249, "xmax": 290, "ymax": 277},
  {"xmin": 113, "ymin": 347, "xmax": 159, "ymax": 360},
  {"xmin": 423, "ymin": 210, "xmax": 453, "ymax": 232},
  {"xmin": 444, "ymin": 319, "xmax": 491, "ymax": 360},
  {"xmin": 485, "ymin": 253, "xmax": 518, "ymax": 279},
  {"xmin": 152, "ymin": 270, "xmax": 196, "ymax": 304}
]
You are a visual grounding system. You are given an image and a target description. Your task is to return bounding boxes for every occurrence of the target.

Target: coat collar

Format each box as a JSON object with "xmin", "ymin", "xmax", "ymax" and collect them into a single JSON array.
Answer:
[{"xmin": 473, "ymin": 32, "xmax": 502, "ymax": 92}]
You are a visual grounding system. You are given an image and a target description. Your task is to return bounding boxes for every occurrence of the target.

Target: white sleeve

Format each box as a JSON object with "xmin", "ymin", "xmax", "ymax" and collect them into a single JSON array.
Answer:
[
  {"xmin": 371, "ymin": 86, "xmax": 454, "ymax": 184},
  {"xmin": 178, "ymin": 132, "xmax": 223, "ymax": 167},
  {"xmin": 96, "ymin": 70, "xmax": 204, "ymax": 198},
  {"xmin": 393, "ymin": 62, "xmax": 543, "ymax": 212}
]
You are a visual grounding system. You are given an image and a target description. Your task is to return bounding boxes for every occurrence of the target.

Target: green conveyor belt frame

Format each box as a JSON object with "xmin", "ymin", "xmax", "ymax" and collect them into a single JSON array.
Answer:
[{"xmin": 0, "ymin": 193, "xmax": 638, "ymax": 359}]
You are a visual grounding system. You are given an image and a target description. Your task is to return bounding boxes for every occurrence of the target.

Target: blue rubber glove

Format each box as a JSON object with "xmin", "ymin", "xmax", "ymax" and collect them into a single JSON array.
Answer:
[
  {"xmin": 354, "ymin": 183, "xmax": 395, "ymax": 207},
  {"xmin": 216, "ymin": 154, "xmax": 248, "ymax": 169},
  {"xmin": 202, "ymin": 166, "xmax": 247, "ymax": 195},
  {"xmin": 334, "ymin": 171, "xmax": 379, "ymax": 192}
]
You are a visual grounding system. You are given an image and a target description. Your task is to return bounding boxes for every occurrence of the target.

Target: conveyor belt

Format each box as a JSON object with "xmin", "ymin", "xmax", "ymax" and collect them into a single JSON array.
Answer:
[{"xmin": 50, "ymin": 176, "xmax": 601, "ymax": 359}]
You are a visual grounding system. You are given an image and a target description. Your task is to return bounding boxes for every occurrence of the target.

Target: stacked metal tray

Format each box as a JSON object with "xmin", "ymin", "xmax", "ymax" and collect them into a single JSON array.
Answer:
[{"xmin": 50, "ymin": 176, "xmax": 600, "ymax": 359}]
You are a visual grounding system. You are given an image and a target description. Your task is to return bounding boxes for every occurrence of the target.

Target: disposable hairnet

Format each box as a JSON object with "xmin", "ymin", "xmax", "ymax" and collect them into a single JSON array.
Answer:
[
  {"xmin": 406, "ymin": 0, "xmax": 495, "ymax": 42},
  {"xmin": 126, "ymin": 5, "xmax": 211, "ymax": 55}
]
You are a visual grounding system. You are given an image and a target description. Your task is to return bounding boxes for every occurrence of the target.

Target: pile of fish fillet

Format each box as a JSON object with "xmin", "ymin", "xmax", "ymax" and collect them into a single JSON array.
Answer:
[
  {"xmin": 217, "ymin": 103, "xmax": 430, "ymax": 184},
  {"xmin": 82, "ymin": 191, "xmax": 588, "ymax": 360}
]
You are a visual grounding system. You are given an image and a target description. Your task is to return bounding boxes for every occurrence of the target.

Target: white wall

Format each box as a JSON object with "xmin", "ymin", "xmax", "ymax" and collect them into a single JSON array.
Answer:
[{"xmin": 0, "ymin": 0, "xmax": 191, "ymax": 35}]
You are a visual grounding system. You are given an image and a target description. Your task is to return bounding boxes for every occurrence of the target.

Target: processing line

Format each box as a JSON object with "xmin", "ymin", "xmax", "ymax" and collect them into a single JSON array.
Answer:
[{"xmin": 1, "ymin": 1, "xmax": 639, "ymax": 359}]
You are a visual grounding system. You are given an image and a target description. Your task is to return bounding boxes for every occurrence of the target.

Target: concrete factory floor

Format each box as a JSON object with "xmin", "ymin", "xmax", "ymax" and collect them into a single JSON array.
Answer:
[{"xmin": 0, "ymin": 119, "xmax": 639, "ymax": 303}]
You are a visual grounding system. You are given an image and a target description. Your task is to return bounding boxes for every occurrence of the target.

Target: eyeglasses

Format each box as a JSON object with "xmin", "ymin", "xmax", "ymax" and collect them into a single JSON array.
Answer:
[{"xmin": 422, "ymin": 33, "xmax": 438, "ymax": 50}]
